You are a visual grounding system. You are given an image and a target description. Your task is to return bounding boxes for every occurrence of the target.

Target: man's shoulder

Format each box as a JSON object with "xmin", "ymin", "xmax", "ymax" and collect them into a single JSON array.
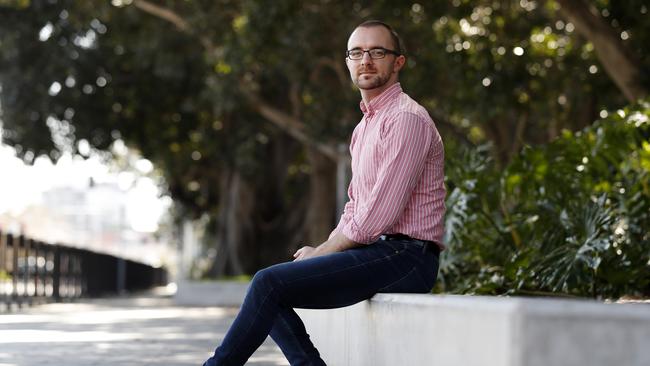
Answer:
[{"xmin": 386, "ymin": 93, "xmax": 434, "ymax": 127}]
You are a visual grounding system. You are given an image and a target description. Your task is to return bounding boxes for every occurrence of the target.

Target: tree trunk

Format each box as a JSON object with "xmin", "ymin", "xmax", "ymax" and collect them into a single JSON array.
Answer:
[
  {"xmin": 211, "ymin": 167, "xmax": 252, "ymax": 277},
  {"xmin": 253, "ymin": 131, "xmax": 305, "ymax": 269},
  {"xmin": 555, "ymin": 0, "xmax": 648, "ymax": 102},
  {"xmin": 305, "ymin": 148, "xmax": 337, "ymax": 244},
  {"xmin": 483, "ymin": 116, "xmax": 515, "ymax": 165},
  {"xmin": 209, "ymin": 131, "xmax": 309, "ymax": 276}
]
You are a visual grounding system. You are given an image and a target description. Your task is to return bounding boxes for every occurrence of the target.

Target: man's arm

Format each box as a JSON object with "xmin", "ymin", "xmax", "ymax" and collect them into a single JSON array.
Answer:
[
  {"xmin": 326, "ymin": 125, "xmax": 359, "ymax": 240},
  {"xmin": 341, "ymin": 112, "xmax": 434, "ymax": 243},
  {"xmin": 293, "ymin": 232, "xmax": 360, "ymax": 261},
  {"xmin": 327, "ymin": 180, "xmax": 356, "ymax": 240}
]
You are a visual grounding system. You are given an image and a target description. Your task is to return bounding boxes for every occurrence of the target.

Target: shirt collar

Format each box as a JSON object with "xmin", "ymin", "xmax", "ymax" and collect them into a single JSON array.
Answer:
[{"xmin": 359, "ymin": 82, "xmax": 402, "ymax": 116}]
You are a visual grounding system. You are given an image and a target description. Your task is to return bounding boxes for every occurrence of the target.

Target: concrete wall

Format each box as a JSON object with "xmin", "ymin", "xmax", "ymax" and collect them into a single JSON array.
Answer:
[
  {"xmin": 296, "ymin": 294, "xmax": 650, "ymax": 366},
  {"xmin": 174, "ymin": 282, "xmax": 650, "ymax": 366}
]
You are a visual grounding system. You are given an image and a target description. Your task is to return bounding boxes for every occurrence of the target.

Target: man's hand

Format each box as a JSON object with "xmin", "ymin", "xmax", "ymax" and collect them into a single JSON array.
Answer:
[
  {"xmin": 292, "ymin": 232, "xmax": 361, "ymax": 261},
  {"xmin": 293, "ymin": 246, "xmax": 317, "ymax": 261}
]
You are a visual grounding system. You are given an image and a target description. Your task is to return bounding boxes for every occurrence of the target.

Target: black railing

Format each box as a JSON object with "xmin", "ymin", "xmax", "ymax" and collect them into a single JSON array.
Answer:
[{"xmin": 0, "ymin": 230, "xmax": 168, "ymax": 310}]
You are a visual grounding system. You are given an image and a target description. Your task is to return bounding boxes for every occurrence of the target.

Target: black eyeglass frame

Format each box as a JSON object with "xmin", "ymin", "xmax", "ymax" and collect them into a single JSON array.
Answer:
[{"xmin": 345, "ymin": 47, "xmax": 401, "ymax": 60}]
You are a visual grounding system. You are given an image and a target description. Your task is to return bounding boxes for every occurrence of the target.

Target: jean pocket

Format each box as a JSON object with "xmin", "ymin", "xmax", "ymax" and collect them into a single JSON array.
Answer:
[
  {"xmin": 377, "ymin": 266, "xmax": 432, "ymax": 293},
  {"xmin": 381, "ymin": 239, "xmax": 408, "ymax": 253}
]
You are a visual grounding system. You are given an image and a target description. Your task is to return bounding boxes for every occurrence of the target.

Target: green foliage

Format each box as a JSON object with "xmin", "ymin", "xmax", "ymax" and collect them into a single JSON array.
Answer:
[
  {"xmin": 1, "ymin": 1, "xmax": 650, "ymax": 280},
  {"xmin": 0, "ymin": 0, "xmax": 305, "ymax": 217},
  {"xmin": 440, "ymin": 101, "xmax": 650, "ymax": 298}
]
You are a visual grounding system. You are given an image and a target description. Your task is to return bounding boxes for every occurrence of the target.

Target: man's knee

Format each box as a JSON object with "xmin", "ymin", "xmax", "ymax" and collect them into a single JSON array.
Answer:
[{"xmin": 251, "ymin": 266, "xmax": 282, "ymax": 292}]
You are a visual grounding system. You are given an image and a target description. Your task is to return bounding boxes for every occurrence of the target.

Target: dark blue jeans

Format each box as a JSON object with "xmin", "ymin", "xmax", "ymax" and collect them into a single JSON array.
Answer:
[{"xmin": 203, "ymin": 237, "xmax": 439, "ymax": 366}]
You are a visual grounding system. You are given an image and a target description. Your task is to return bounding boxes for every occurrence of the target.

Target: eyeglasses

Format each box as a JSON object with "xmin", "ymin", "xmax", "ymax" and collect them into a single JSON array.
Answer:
[{"xmin": 346, "ymin": 47, "xmax": 401, "ymax": 60}]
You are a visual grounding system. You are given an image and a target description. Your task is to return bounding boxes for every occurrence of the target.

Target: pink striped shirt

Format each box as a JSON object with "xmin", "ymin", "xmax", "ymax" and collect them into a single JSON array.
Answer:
[{"xmin": 331, "ymin": 83, "xmax": 446, "ymax": 248}]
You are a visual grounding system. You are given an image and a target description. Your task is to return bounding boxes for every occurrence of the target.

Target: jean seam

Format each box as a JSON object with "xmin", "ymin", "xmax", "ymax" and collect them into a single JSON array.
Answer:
[
  {"xmin": 227, "ymin": 276, "xmax": 277, "ymax": 364},
  {"xmin": 277, "ymin": 308, "xmax": 311, "ymax": 365}
]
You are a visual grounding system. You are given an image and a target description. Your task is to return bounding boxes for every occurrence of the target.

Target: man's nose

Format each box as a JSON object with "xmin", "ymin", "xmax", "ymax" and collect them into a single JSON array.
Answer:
[{"xmin": 360, "ymin": 51, "xmax": 374, "ymax": 65}]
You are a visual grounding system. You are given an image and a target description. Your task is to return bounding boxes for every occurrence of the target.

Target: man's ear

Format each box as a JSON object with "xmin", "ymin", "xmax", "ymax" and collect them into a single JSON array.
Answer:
[{"xmin": 394, "ymin": 55, "xmax": 406, "ymax": 72}]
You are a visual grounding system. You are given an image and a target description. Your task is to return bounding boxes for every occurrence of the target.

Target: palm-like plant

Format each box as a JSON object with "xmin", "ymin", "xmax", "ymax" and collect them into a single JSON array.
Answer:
[{"xmin": 441, "ymin": 101, "xmax": 650, "ymax": 299}]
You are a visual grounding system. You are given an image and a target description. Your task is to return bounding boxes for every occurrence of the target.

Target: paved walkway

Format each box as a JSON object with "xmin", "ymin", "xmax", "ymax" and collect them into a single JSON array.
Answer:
[{"xmin": 0, "ymin": 291, "xmax": 288, "ymax": 366}]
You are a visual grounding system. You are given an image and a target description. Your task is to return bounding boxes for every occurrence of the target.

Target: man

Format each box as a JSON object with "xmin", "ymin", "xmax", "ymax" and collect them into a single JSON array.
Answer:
[{"xmin": 203, "ymin": 20, "xmax": 445, "ymax": 366}]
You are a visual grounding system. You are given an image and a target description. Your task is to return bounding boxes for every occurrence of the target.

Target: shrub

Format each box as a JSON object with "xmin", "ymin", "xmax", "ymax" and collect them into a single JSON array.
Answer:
[{"xmin": 440, "ymin": 100, "xmax": 650, "ymax": 299}]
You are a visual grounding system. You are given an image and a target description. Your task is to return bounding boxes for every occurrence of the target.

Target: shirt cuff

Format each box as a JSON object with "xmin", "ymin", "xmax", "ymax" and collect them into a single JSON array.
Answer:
[{"xmin": 341, "ymin": 219, "xmax": 378, "ymax": 244}]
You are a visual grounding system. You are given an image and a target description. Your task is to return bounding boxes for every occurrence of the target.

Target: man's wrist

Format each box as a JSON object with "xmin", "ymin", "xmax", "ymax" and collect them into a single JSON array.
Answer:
[{"xmin": 316, "ymin": 232, "xmax": 358, "ymax": 254}]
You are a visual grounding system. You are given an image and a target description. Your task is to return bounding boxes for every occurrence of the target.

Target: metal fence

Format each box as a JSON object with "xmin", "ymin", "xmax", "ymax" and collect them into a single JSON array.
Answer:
[{"xmin": 0, "ymin": 230, "xmax": 168, "ymax": 310}]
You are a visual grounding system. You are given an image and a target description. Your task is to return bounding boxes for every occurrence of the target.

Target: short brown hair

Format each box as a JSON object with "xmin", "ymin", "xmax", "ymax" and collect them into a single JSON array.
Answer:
[{"xmin": 356, "ymin": 20, "xmax": 405, "ymax": 55}]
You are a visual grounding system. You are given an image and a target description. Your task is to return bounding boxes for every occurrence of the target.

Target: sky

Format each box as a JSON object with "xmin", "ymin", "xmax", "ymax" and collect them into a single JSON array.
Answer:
[{"xmin": 0, "ymin": 142, "xmax": 170, "ymax": 233}]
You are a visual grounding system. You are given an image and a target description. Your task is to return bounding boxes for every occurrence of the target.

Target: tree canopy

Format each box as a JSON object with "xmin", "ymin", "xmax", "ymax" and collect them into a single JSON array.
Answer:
[{"xmin": 1, "ymin": 0, "xmax": 649, "ymax": 297}]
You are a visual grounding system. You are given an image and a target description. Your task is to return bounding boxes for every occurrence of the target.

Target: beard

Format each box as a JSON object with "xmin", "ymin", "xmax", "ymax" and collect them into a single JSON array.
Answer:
[{"xmin": 352, "ymin": 69, "xmax": 392, "ymax": 90}]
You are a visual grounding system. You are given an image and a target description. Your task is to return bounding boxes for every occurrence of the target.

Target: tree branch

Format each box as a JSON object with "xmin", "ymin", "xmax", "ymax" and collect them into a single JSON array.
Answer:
[
  {"xmin": 240, "ymin": 89, "xmax": 339, "ymax": 160},
  {"xmin": 133, "ymin": 0, "xmax": 189, "ymax": 32},
  {"xmin": 130, "ymin": 0, "xmax": 341, "ymax": 161},
  {"xmin": 133, "ymin": 0, "xmax": 216, "ymax": 52},
  {"xmin": 554, "ymin": 0, "xmax": 647, "ymax": 102}
]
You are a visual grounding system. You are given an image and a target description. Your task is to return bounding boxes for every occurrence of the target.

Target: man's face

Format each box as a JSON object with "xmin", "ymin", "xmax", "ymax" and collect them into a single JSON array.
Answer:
[{"xmin": 346, "ymin": 26, "xmax": 405, "ymax": 92}]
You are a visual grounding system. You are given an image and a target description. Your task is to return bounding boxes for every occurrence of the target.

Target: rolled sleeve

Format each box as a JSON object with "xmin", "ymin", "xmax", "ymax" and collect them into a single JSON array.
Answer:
[
  {"xmin": 329, "ymin": 181, "xmax": 356, "ymax": 240},
  {"xmin": 341, "ymin": 215, "xmax": 375, "ymax": 243}
]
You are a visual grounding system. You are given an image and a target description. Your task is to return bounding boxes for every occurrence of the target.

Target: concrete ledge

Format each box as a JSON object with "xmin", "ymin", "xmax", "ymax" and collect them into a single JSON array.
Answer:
[
  {"xmin": 296, "ymin": 294, "xmax": 650, "ymax": 366},
  {"xmin": 173, "ymin": 280, "xmax": 248, "ymax": 307}
]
